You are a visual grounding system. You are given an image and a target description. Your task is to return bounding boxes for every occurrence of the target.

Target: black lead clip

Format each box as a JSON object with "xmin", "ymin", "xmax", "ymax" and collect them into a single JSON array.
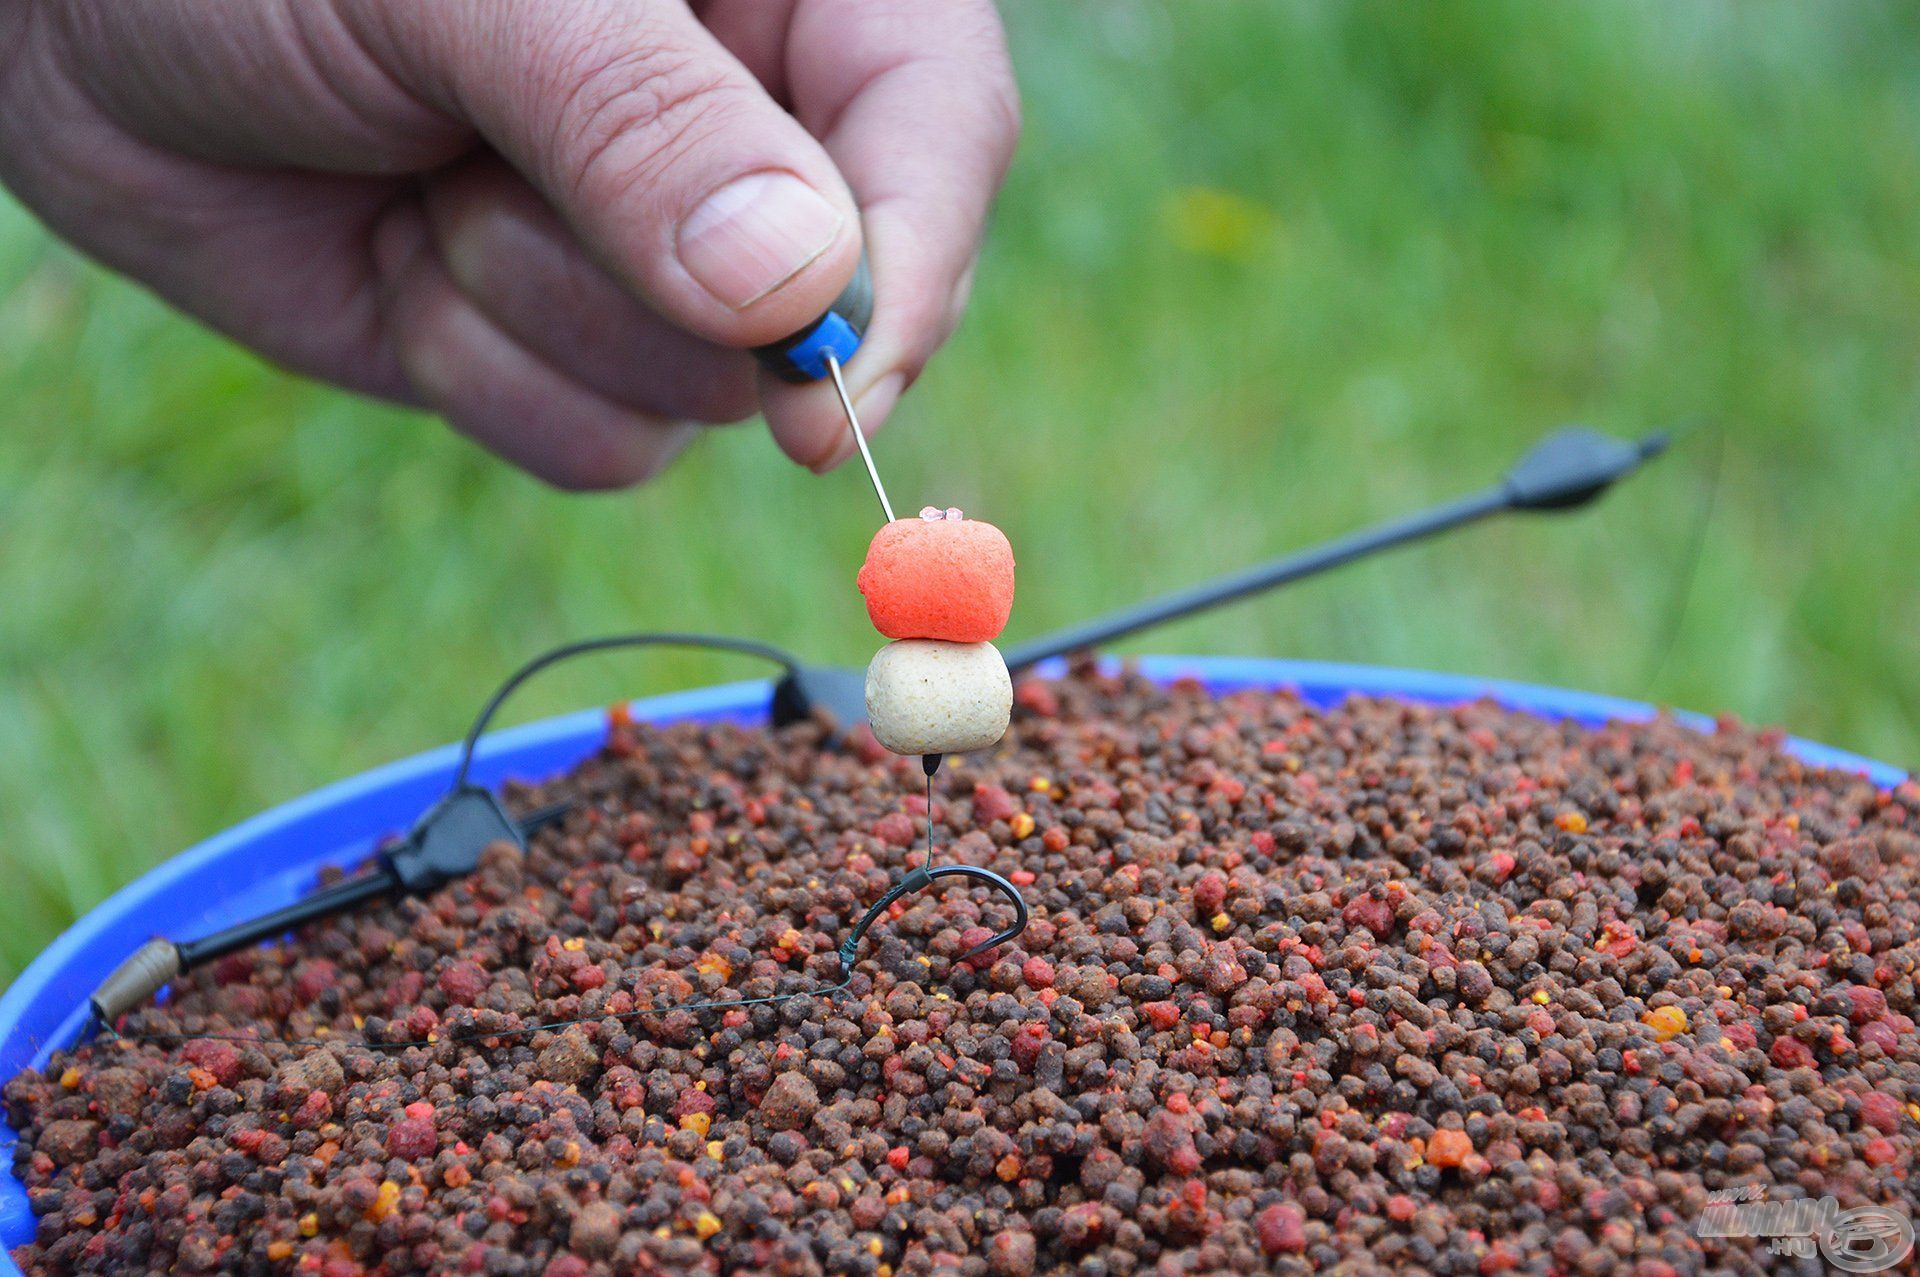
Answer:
[{"xmin": 86, "ymin": 791, "xmax": 572, "ymax": 1027}]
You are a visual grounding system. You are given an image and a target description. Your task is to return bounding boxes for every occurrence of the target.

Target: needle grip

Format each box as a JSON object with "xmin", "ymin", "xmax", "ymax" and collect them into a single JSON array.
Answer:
[{"xmin": 751, "ymin": 252, "xmax": 872, "ymax": 383}]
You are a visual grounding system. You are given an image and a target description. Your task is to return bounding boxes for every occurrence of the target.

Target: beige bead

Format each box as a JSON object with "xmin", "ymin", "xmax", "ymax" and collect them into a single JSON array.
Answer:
[{"xmin": 864, "ymin": 640, "xmax": 1011, "ymax": 756}]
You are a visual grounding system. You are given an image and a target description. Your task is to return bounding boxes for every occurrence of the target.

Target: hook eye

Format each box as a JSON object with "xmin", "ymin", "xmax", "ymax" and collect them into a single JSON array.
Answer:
[{"xmin": 927, "ymin": 865, "xmax": 1030, "ymax": 963}]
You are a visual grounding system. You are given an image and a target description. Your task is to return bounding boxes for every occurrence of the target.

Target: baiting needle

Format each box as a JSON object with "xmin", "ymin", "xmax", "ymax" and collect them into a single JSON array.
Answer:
[{"xmin": 825, "ymin": 351, "xmax": 895, "ymax": 524}]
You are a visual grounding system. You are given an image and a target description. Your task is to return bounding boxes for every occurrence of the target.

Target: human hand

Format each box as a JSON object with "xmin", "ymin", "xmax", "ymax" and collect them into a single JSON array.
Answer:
[{"xmin": 0, "ymin": 0, "xmax": 1018, "ymax": 488}]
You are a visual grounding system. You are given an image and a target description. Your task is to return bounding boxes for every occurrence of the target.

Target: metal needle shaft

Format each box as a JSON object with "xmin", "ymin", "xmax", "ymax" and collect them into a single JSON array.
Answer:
[{"xmin": 825, "ymin": 352, "xmax": 895, "ymax": 523}]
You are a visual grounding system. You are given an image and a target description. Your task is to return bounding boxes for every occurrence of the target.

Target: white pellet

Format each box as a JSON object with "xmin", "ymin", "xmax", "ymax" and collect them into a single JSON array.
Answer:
[{"xmin": 864, "ymin": 640, "xmax": 1012, "ymax": 756}]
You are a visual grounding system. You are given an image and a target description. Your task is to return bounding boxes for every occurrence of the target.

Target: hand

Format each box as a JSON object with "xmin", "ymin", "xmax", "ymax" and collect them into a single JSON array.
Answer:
[{"xmin": 0, "ymin": 0, "xmax": 1019, "ymax": 488}]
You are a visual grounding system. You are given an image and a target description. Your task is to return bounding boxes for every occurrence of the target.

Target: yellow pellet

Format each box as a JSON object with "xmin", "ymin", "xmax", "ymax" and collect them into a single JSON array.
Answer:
[
  {"xmin": 1643, "ymin": 1006, "xmax": 1688, "ymax": 1040},
  {"xmin": 694, "ymin": 1211, "xmax": 722, "ymax": 1240},
  {"xmin": 299, "ymin": 1213, "xmax": 319, "ymax": 1237},
  {"xmin": 680, "ymin": 1112, "xmax": 711, "ymax": 1137},
  {"xmin": 59, "ymin": 1068, "xmax": 80, "ymax": 1090},
  {"xmin": 368, "ymin": 1180, "xmax": 401, "ymax": 1222}
]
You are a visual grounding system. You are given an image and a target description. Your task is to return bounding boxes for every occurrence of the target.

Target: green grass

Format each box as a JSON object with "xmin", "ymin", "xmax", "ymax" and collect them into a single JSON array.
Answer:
[{"xmin": 3, "ymin": 1, "xmax": 1919, "ymax": 986}]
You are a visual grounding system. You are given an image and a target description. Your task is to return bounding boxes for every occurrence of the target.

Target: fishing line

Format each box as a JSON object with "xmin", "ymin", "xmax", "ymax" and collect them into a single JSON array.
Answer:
[
  {"xmin": 87, "ymin": 355, "xmax": 1037, "ymax": 1057},
  {"xmin": 453, "ymin": 633, "xmax": 801, "ymax": 791},
  {"xmin": 1638, "ymin": 419, "xmax": 1726, "ymax": 694},
  {"xmin": 80, "ymin": 422, "xmax": 1674, "ymax": 1059},
  {"xmin": 100, "ymin": 737, "xmax": 1022, "ymax": 1056}
]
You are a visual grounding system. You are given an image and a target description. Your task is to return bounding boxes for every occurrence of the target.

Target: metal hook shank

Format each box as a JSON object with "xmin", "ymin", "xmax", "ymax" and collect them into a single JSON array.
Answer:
[{"xmin": 839, "ymin": 864, "xmax": 1030, "ymax": 973}]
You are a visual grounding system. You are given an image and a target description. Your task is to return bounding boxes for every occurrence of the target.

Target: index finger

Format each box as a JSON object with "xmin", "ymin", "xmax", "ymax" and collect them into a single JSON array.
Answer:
[{"xmin": 757, "ymin": 0, "xmax": 1020, "ymax": 471}]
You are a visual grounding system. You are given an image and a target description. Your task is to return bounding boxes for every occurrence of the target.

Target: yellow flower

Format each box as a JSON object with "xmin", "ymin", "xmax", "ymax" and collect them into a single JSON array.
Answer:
[{"xmin": 1161, "ymin": 187, "xmax": 1277, "ymax": 261}]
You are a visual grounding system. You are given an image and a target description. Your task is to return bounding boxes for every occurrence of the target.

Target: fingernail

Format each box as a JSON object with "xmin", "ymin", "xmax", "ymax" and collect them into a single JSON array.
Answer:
[
  {"xmin": 678, "ymin": 171, "xmax": 844, "ymax": 310},
  {"xmin": 811, "ymin": 372, "xmax": 905, "ymax": 473}
]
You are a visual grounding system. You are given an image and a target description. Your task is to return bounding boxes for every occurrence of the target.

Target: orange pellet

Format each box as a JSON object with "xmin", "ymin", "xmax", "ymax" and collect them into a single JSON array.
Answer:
[
  {"xmin": 1426, "ymin": 1129, "xmax": 1473, "ymax": 1168},
  {"xmin": 857, "ymin": 515, "xmax": 1014, "ymax": 643}
]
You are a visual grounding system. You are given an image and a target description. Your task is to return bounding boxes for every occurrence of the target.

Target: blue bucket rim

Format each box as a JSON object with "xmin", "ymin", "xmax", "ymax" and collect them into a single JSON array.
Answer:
[{"xmin": 1, "ymin": 657, "xmax": 1907, "ymax": 1261}]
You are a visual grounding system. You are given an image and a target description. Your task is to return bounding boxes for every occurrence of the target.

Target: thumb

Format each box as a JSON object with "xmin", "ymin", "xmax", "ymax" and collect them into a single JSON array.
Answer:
[{"xmin": 359, "ymin": 0, "xmax": 862, "ymax": 348}]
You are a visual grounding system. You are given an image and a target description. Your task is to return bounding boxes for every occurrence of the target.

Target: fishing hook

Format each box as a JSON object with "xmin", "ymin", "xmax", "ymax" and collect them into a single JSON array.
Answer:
[{"xmin": 839, "ymin": 863, "xmax": 1030, "ymax": 973}]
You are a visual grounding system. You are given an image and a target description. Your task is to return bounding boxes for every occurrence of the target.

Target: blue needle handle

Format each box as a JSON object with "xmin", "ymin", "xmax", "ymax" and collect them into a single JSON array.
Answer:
[{"xmin": 751, "ymin": 251, "xmax": 872, "ymax": 382}]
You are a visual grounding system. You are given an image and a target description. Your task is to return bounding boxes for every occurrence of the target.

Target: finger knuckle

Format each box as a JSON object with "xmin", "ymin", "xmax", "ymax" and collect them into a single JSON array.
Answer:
[
  {"xmin": 547, "ymin": 37, "xmax": 744, "ymax": 204},
  {"xmin": 977, "ymin": 79, "xmax": 1022, "ymax": 175},
  {"xmin": 683, "ymin": 378, "xmax": 756, "ymax": 425},
  {"xmin": 523, "ymin": 436, "xmax": 641, "ymax": 492},
  {"xmin": 547, "ymin": 432, "xmax": 684, "ymax": 492}
]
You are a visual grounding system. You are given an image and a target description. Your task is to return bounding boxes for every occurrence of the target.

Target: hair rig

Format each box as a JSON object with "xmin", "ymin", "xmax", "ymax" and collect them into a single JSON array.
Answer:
[
  {"xmin": 86, "ymin": 399, "xmax": 1677, "ymax": 1052},
  {"xmin": 88, "ymin": 357, "xmax": 1029, "ymax": 1055},
  {"xmin": 823, "ymin": 349, "xmax": 1028, "ymax": 963}
]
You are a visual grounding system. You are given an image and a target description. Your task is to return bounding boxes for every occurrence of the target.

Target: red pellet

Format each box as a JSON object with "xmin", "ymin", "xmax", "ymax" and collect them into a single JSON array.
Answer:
[{"xmin": 11, "ymin": 669, "xmax": 1917, "ymax": 1277}]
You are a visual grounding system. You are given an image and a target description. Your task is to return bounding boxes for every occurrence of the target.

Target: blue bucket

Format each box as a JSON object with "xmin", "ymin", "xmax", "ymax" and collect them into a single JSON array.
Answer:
[{"xmin": 0, "ymin": 657, "xmax": 1904, "ymax": 1265}]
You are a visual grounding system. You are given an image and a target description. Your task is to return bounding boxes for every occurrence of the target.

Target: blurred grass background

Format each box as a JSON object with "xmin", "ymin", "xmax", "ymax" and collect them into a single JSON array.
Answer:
[{"xmin": 3, "ymin": 1, "xmax": 1919, "ymax": 985}]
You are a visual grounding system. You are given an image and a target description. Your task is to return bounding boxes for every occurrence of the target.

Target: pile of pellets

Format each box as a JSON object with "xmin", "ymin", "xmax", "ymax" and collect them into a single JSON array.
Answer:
[{"xmin": 8, "ymin": 666, "xmax": 1917, "ymax": 1276}]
